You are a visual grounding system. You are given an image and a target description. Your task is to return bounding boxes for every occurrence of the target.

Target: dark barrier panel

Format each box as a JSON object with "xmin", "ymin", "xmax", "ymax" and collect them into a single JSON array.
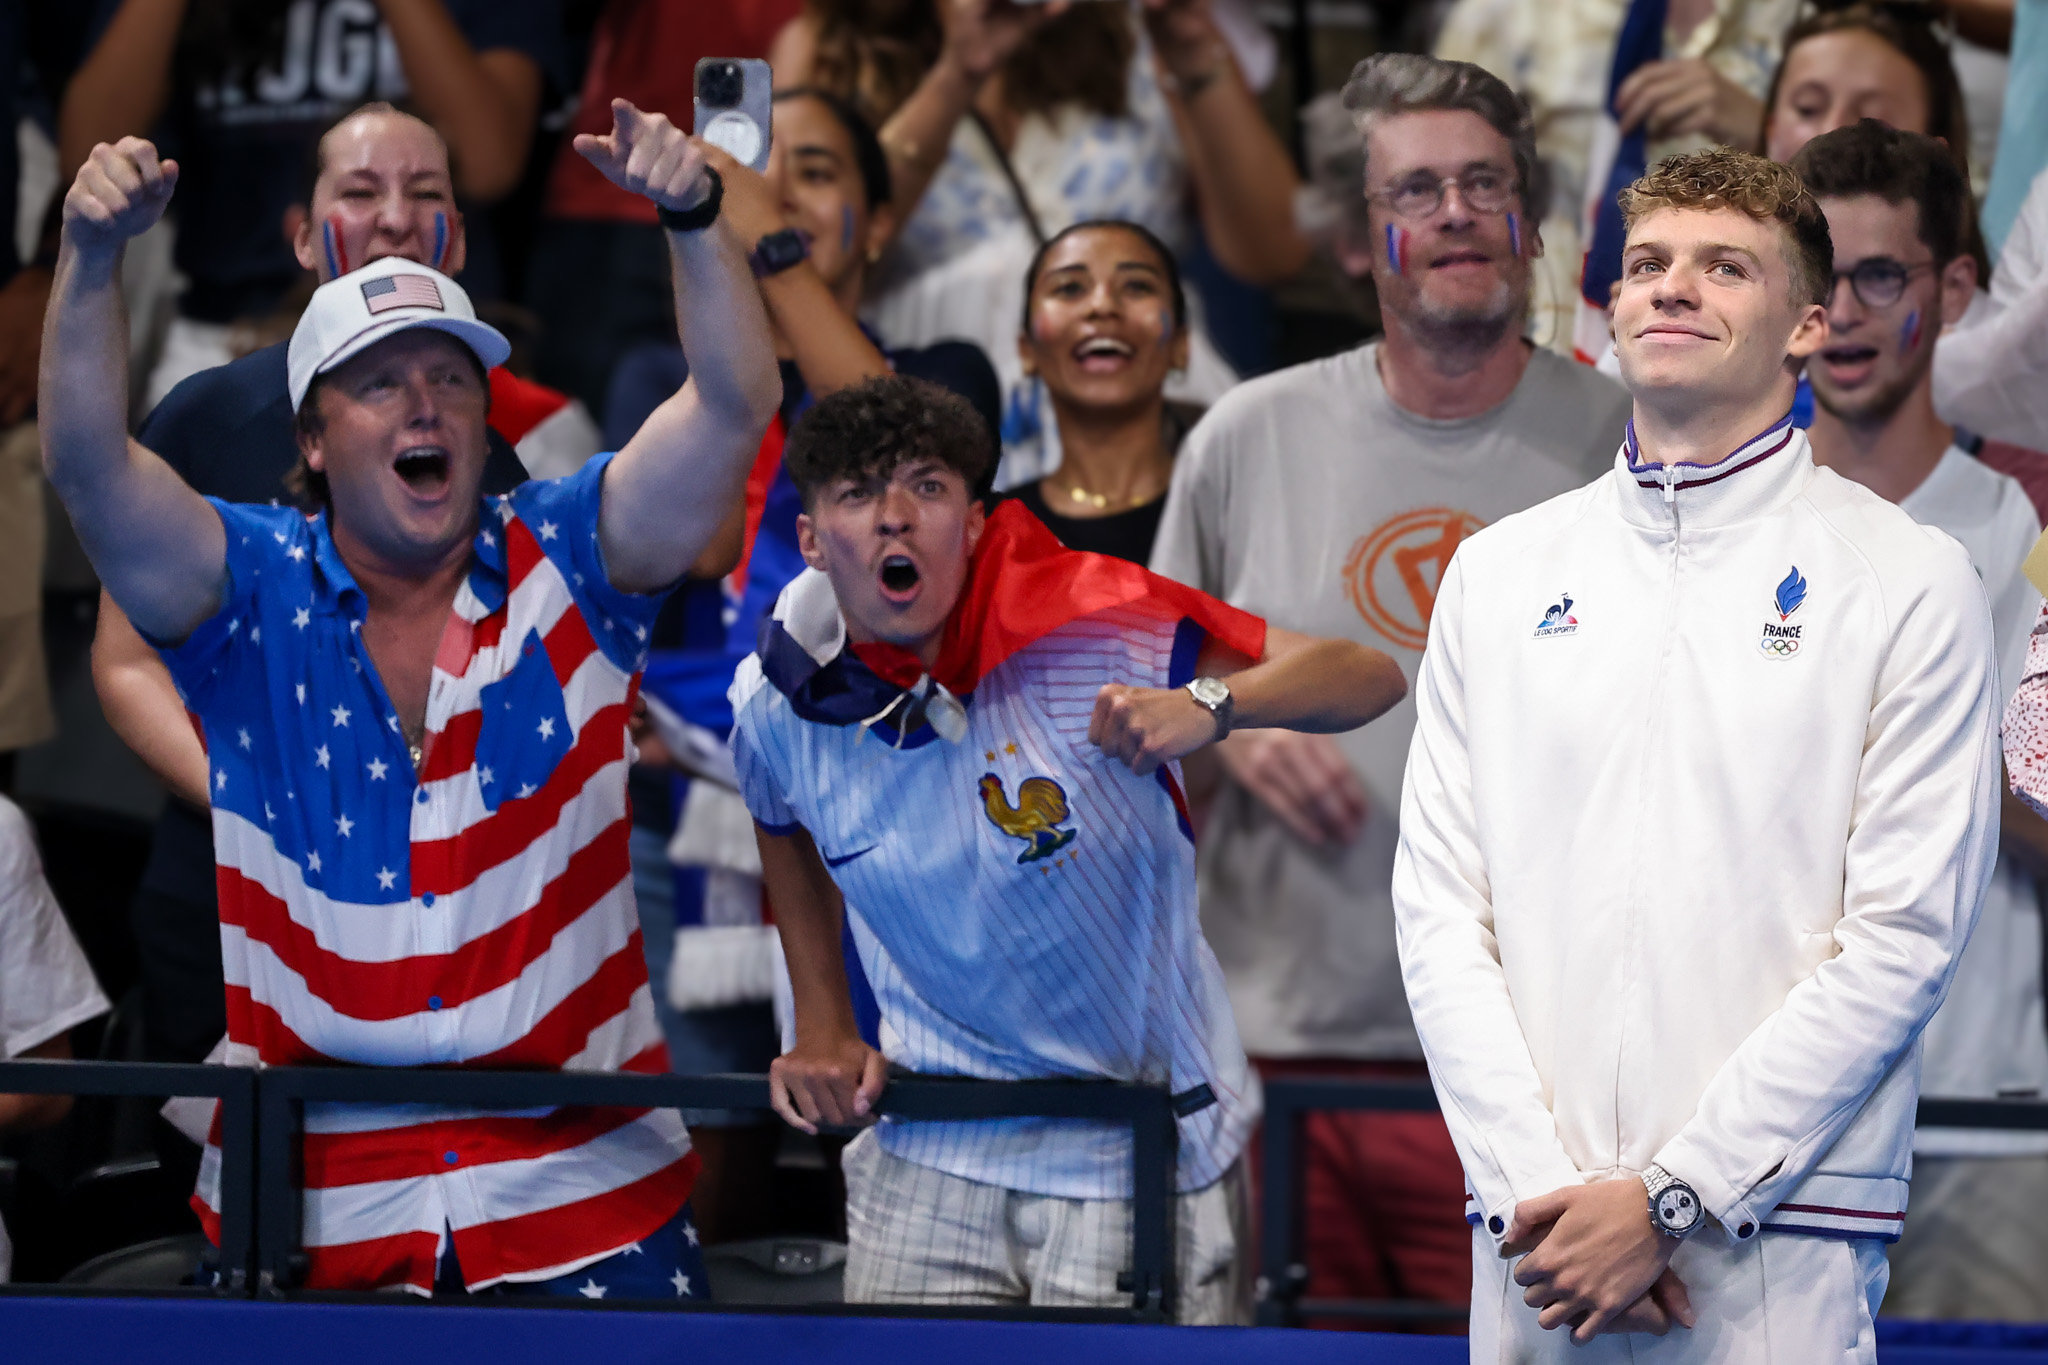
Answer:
[{"xmin": 1255, "ymin": 1076, "xmax": 2048, "ymax": 1329}]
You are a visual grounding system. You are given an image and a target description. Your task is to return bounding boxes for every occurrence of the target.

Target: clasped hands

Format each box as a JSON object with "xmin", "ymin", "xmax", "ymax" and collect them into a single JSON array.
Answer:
[{"xmin": 1503, "ymin": 1178, "xmax": 1700, "ymax": 1343}]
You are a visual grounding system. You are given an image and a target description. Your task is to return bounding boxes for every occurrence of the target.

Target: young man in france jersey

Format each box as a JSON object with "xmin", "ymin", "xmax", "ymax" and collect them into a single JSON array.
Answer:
[
  {"xmin": 730, "ymin": 375, "xmax": 1406, "ymax": 1320},
  {"xmin": 1394, "ymin": 146, "xmax": 2001, "ymax": 1359},
  {"xmin": 39, "ymin": 106, "xmax": 780, "ymax": 1294}
]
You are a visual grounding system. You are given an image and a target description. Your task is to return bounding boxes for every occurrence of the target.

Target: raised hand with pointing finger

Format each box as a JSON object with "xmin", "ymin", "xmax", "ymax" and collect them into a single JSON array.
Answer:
[
  {"xmin": 64, "ymin": 138, "xmax": 179, "ymax": 256},
  {"xmin": 573, "ymin": 98, "xmax": 714, "ymax": 217}
]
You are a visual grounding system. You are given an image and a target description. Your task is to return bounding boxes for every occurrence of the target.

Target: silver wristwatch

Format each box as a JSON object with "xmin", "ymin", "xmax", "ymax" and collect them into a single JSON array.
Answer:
[
  {"xmin": 1642, "ymin": 1164, "xmax": 1704, "ymax": 1239},
  {"xmin": 1185, "ymin": 676, "xmax": 1234, "ymax": 741}
]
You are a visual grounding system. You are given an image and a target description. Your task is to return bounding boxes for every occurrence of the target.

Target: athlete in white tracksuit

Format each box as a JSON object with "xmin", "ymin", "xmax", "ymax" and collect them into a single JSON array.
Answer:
[{"xmin": 1393, "ymin": 148, "xmax": 2002, "ymax": 1362}]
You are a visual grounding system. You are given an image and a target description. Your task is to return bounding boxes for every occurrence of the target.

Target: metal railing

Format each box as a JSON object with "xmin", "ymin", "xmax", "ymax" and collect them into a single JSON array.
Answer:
[
  {"xmin": 0, "ymin": 1060, "xmax": 1179, "ymax": 1321},
  {"xmin": 1255, "ymin": 1076, "xmax": 2048, "ymax": 1328}
]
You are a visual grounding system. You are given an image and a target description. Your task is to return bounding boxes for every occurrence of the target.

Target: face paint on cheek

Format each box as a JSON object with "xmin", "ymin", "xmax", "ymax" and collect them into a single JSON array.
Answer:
[
  {"xmin": 431, "ymin": 212, "xmax": 447, "ymax": 271},
  {"xmin": 1507, "ymin": 211, "xmax": 1522, "ymax": 258},
  {"xmin": 1384, "ymin": 223, "xmax": 1409, "ymax": 275},
  {"xmin": 840, "ymin": 205, "xmax": 855, "ymax": 255},
  {"xmin": 322, "ymin": 216, "xmax": 348, "ymax": 278},
  {"xmin": 1900, "ymin": 308, "xmax": 1923, "ymax": 353}
]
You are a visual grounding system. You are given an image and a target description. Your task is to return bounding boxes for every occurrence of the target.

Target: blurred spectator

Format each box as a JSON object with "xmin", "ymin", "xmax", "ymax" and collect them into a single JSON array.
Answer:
[
  {"xmin": 0, "ymin": 793, "xmax": 114, "ymax": 1282},
  {"xmin": 88, "ymin": 104, "xmax": 534, "ymax": 1067},
  {"xmin": 1004, "ymin": 220, "xmax": 1197, "ymax": 564},
  {"xmin": 1150, "ymin": 53, "xmax": 1630, "ymax": 1318},
  {"xmin": 1796, "ymin": 121, "xmax": 2048, "ymax": 1323},
  {"xmin": 779, "ymin": 0, "xmax": 1308, "ymax": 485},
  {"xmin": 1436, "ymin": 0, "xmax": 1799, "ymax": 352},
  {"xmin": 598, "ymin": 87, "xmax": 997, "ymax": 1239},
  {"xmin": 528, "ymin": 0, "xmax": 800, "ymax": 417},
  {"xmin": 1761, "ymin": 3, "xmax": 1972, "ymax": 170},
  {"xmin": 61, "ymin": 0, "xmax": 560, "ymax": 407},
  {"xmin": 1938, "ymin": 167, "xmax": 2048, "ymax": 452}
]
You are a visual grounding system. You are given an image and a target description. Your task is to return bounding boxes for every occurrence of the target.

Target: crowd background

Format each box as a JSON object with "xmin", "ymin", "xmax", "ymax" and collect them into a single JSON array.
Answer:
[{"xmin": 4, "ymin": 0, "xmax": 2048, "ymax": 1328}]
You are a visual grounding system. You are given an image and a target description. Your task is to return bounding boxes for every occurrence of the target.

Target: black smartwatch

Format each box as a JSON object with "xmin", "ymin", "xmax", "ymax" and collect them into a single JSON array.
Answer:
[
  {"xmin": 750, "ymin": 227, "xmax": 812, "ymax": 278},
  {"xmin": 656, "ymin": 167, "xmax": 724, "ymax": 234}
]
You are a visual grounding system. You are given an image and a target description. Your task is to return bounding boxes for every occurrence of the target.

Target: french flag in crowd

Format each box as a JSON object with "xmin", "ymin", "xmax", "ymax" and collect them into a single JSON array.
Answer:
[{"xmin": 1574, "ymin": 0, "xmax": 1668, "ymax": 366}]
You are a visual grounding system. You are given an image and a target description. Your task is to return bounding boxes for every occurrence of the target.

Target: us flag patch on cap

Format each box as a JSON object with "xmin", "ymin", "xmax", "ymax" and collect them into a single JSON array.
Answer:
[{"xmin": 361, "ymin": 274, "xmax": 444, "ymax": 314}]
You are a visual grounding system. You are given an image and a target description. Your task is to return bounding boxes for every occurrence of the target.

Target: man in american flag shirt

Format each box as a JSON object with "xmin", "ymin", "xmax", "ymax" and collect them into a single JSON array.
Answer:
[
  {"xmin": 38, "ymin": 105, "xmax": 780, "ymax": 1294},
  {"xmin": 736, "ymin": 376, "xmax": 1408, "ymax": 1319}
]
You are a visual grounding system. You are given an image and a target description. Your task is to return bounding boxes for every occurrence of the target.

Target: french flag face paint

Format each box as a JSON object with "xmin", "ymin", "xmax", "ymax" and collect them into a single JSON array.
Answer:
[
  {"xmin": 1507, "ymin": 211, "xmax": 1523, "ymax": 258},
  {"xmin": 1384, "ymin": 223, "xmax": 1409, "ymax": 275},
  {"xmin": 322, "ymin": 216, "xmax": 349, "ymax": 279},
  {"xmin": 431, "ymin": 212, "xmax": 448, "ymax": 270},
  {"xmin": 1900, "ymin": 308, "xmax": 1923, "ymax": 354}
]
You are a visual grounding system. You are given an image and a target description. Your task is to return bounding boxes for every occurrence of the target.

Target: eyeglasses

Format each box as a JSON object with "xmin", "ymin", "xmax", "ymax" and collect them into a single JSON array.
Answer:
[
  {"xmin": 1828, "ymin": 257, "xmax": 1938, "ymax": 309},
  {"xmin": 1369, "ymin": 167, "xmax": 1516, "ymax": 220}
]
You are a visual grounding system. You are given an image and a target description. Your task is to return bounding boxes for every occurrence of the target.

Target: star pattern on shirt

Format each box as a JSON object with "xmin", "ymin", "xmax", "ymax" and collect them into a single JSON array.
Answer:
[
  {"xmin": 577, "ymin": 1278, "xmax": 606, "ymax": 1299},
  {"xmin": 331, "ymin": 704, "xmax": 351, "ymax": 728},
  {"xmin": 622, "ymin": 1242, "xmax": 643, "ymax": 1256},
  {"xmin": 293, "ymin": 608, "xmax": 311, "ymax": 630},
  {"xmin": 335, "ymin": 814, "xmax": 354, "ymax": 838},
  {"xmin": 376, "ymin": 867, "xmax": 397, "ymax": 890},
  {"xmin": 296, "ymin": 684, "xmax": 307, "ymax": 704},
  {"xmin": 481, "ymin": 529, "xmax": 496, "ymax": 548},
  {"xmin": 215, "ymin": 768, "xmax": 228, "ymax": 791},
  {"xmin": 670, "ymin": 1270, "xmax": 692, "ymax": 1297},
  {"xmin": 516, "ymin": 783, "xmax": 536, "ymax": 800},
  {"xmin": 250, "ymin": 627, "xmax": 260, "ymax": 644},
  {"xmin": 537, "ymin": 717, "xmax": 556, "ymax": 740},
  {"xmin": 307, "ymin": 851, "xmax": 322, "ymax": 874},
  {"xmin": 239, "ymin": 728, "xmax": 252, "ymax": 749},
  {"xmin": 479, "ymin": 766, "xmax": 495, "ymax": 786},
  {"xmin": 315, "ymin": 745, "xmax": 331, "ymax": 769},
  {"xmin": 287, "ymin": 544, "xmax": 307, "ymax": 562},
  {"xmin": 367, "ymin": 757, "xmax": 388, "ymax": 781},
  {"xmin": 539, "ymin": 521, "xmax": 559, "ymax": 541},
  {"xmin": 681, "ymin": 1221, "xmax": 699, "ymax": 1247}
]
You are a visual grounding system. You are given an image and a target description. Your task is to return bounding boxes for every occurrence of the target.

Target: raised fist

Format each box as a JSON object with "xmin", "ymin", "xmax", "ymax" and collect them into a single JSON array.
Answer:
[
  {"xmin": 65, "ymin": 138, "xmax": 179, "ymax": 253},
  {"xmin": 573, "ymin": 99, "xmax": 713, "ymax": 216}
]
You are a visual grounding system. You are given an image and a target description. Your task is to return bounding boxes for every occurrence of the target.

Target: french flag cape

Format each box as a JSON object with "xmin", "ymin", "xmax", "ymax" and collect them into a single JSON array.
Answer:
[
  {"xmin": 1574, "ymin": 0, "xmax": 1667, "ymax": 366},
  {"xmin": 761, "ymin": 500, "xmax": 1268, "ymax": 731}
]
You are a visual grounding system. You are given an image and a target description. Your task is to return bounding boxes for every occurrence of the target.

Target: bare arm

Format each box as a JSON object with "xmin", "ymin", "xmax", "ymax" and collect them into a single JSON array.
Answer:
[
  {"xmin": 372, "ymin": 0, "xmax": 545, "ymax": 202},
  {"xmin": 92, "ymin": 592, "xmax": 211, "ymax": 806},
  {"xmin": 708, "ymin": 147, "xmax": 895, "ymax": 398},
  {"xmin": 875, "ymin": 0, "xmax": 1052, "ymax": 243},
  {"xmin": 56, "ymin": 0, "xmax": 187, "ymax": 175},
  {"xmin": 1144, "ymin": 0, "xmax": 1310, "ymax": 286},
  {"xmin": 40, "ymin": 140, "xmax": 225, "ymax": 644},
  {"xmin": 574, "ymin": 102, "xmax": 781, "ymax": 595},
  {"xmin": 759, "ymin": 823, "xmax": 887, "ymax": 1133},
  {"xmin": 0, "ymin": 1035, "xmax": 78, "ymax": 1133},
  {"xmin": 1090, "ymin": 625, "xmax": 1406, "ymax": 776}
]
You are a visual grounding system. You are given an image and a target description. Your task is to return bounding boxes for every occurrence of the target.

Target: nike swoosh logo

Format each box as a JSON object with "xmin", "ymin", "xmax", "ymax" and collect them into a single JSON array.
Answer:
[{"xmin": 824, "ymin": 844, "xmax": 878, "ymax": 869}]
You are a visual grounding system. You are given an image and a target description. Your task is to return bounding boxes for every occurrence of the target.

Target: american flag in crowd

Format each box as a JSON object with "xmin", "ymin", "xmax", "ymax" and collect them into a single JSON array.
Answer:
[{"xmin": 362, "ymin": 273, "xmax": 445, "ymax": 314}]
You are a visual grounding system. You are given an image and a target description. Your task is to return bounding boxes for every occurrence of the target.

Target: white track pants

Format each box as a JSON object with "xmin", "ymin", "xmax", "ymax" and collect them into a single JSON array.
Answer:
[{"xmin": 1470, "ymin": 1228, "xmax": 1888, "ymax": 1363}]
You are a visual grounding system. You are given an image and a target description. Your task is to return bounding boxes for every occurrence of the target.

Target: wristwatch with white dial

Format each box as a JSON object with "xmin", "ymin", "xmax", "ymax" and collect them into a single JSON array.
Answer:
[
  {"xmin": 1642, "ymin": 1164, "xmax": 1704, "ymax": 1239},
  {"xmin": 1185, "ymin": 676, "xmax": 1234, "ymax": 741}
]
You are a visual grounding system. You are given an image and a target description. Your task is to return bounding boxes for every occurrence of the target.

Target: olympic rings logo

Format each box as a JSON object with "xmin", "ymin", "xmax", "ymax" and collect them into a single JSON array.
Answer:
[{"xmin": 1758, "ymin": 637, "xmax": 1800, "ymax": 657}]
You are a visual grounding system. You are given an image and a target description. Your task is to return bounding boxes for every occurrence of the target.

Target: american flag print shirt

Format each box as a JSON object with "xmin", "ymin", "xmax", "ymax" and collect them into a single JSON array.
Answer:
[{"xmin": 158, "ymin": 455, "xmax": 696, "ymax": 1293}]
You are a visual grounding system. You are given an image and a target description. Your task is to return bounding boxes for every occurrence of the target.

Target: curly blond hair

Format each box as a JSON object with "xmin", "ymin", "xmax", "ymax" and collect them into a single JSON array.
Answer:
[{"xmin": 1618, "ymin": 147, "xmax": 1833, "ymax": 307}]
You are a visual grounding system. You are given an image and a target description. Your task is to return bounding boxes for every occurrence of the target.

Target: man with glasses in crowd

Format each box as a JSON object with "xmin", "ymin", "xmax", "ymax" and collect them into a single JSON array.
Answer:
[
  {"xmin": 1149, "ymin": 52, "xmax": 1630, "ymax": 1314},
  {"xmin": 1795, "ymin": 120, "xmax": 2048, "ymax": 1323}
]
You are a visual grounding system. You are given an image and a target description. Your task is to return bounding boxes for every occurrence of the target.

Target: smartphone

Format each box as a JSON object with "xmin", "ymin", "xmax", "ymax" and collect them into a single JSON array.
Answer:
[{"xmin": 694, "ymin": 58, "xmax": 773, "ymax": 172}]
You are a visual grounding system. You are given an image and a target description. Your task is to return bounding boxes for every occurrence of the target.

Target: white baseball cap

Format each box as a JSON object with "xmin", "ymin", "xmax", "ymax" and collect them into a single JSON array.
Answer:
[{"xmin": 287, "ymin": 258, "xmax": 511, "ymax": 412}]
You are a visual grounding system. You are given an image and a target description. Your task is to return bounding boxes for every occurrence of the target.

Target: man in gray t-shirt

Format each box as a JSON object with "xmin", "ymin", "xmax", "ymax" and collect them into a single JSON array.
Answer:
[{"xmin": 1152, "ymin": 53, "xmax": 1629, "ymax": 1315}]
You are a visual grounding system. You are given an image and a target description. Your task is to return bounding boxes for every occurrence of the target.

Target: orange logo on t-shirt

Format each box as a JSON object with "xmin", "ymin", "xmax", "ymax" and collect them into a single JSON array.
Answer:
[{"xmin": 1343, "ymin": 508, "xmax": 1486, "ymax": 651}]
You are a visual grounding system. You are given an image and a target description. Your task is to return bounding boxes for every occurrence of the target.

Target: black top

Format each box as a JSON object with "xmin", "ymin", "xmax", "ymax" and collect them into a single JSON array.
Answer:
[{"xmin": 1006, "ymin": 482, "xmax": 1167, "ymax": 567}]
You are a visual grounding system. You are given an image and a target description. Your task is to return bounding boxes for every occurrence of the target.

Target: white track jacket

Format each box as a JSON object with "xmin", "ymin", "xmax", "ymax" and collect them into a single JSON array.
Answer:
[{"xmin": 1394, "ymin": 420, "xmax": 2001, "ymax": 1251}]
